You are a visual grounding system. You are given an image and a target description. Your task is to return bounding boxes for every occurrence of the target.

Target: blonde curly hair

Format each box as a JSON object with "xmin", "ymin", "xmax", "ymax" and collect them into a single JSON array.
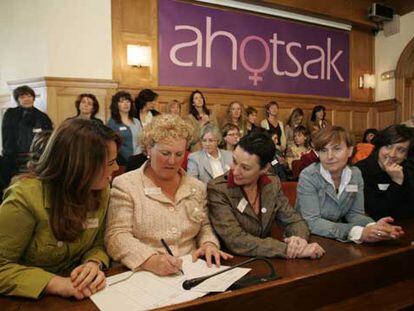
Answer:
[{"xmin": 140, "ymin": 114, "xmax": 194, "ymax": 151}]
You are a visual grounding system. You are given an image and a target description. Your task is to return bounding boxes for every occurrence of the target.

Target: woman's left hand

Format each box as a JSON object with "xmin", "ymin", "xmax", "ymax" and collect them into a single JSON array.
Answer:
[
  {"xmin": 284, "ymin": 236, "xmax": 308, "ymax": 259},
  {"xmin": 192, "ymin": 242, "xmax": 233, "ymax": 267},
  {"xmin": 70, "ymin": 261, "xmax": 106, "ymax": 294}
]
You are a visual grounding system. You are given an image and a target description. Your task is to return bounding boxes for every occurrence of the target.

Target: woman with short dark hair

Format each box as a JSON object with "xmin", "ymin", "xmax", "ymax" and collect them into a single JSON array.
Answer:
[
  {"xmin": 2, "ymin": 85, "xmax": 53, "ymax": 185},
  {"xmin": 356, "ymin": 124, "xmax": 414, "ymax": 220},
  {"xmin": 297, "ymin": 126, "xmax": 404, "ymax": 243},
  {"xmin": 0, "ymin": 119, "xmax": 120, "ymax": 299},
  {"xmin": 208, "ymin": 132, "xmax": 324, "ymax": 259}
]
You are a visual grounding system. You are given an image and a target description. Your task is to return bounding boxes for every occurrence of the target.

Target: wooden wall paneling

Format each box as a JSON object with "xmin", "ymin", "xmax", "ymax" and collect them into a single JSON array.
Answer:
[
  {"xmin": 7, "ymin": 77, "xmax": 118, "ymax": 126},
  {"xmin": 350, "ymin": 28, "xmax": 374, "ymax": 102}
]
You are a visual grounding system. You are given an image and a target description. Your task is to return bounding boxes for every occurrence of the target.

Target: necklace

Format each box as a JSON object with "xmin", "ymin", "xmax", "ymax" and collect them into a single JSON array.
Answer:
[{"xmin": 242, "ymin": 186, "xmax": 260, "ymax": 214}]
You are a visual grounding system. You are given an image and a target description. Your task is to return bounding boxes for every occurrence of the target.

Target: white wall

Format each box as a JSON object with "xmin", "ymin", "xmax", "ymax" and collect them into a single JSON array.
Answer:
[
  {"xmin": 375, "ymin": 11, "xmax": 414, "ymax": 101},
  {"xmin": 0, "ymin": 0, "xmax": 112, "ymax": 94}
]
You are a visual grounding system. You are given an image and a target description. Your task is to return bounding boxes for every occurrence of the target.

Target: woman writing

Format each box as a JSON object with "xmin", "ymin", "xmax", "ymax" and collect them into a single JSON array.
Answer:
[
  {"xmin": 0, "ymin": 119, "xmax": 120, "ymax": 299},
  {"xmin": 105, "ymin": 114, "xmax": 231, "ymax": 276}
]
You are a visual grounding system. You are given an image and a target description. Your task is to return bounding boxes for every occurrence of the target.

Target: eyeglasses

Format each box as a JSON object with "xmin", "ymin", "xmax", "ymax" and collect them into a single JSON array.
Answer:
[
  {"xmin": 226, "ymin": 132, "xmax": 240, "ymax": 137},
  {"xmin": 202, "ymin": 139, "xmax": 218, "ymax": 144}
]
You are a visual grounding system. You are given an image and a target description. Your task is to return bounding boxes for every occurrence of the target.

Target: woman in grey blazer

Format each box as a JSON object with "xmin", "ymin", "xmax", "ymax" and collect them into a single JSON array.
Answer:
[
  {"xmin": 187, "ymin": 124, "xmax": 233, "ymax": 183},
  {"xmin": 296, "ymin": 126, "xmax": 404, "ymax": 243}
]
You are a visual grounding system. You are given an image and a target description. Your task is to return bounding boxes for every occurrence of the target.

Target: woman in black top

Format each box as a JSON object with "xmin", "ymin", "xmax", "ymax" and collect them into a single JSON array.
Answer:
[
  {"xmin": 1, "ymin": 85, "xmax": 53, "ymax": 185},
  {"xmin": 356, "ymin": 124, "xmax": 414, "ymax": 220}
]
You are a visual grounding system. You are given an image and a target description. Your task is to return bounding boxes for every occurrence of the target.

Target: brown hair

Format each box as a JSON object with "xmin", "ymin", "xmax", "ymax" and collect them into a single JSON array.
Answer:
[
  {"xmin": 31, "ymin": 119, "xmax": 121, "ymax": 241},
  {"xmin": 75, "ymin": 93, "xmax": 100, "ymax": 118},
  {"xmin": 312, "ymin": 126, "xmax": 354, "ymax": 151}
]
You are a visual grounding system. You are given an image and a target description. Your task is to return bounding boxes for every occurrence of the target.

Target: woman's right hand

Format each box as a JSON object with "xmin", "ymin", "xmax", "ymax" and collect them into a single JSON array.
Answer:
[
  {"xmin": 142, "ymin": 254, "xmax": 183, "ymax": 276},
  {"xmin": 297, "ymin": 242, "xmax": 325, "ymax": 259},
  {"xmin": 361, "ymin": 217, "xmax": 405, "ymax": 242},
  {"xmin": 45, "ymin": 276, "xmax": 86, "ymax": 300}
]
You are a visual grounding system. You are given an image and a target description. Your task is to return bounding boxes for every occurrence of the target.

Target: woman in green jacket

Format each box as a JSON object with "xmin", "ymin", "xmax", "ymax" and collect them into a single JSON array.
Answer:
[{"xmin": 0, "ymin": 119, "xmax": 120, "ymax": 299}]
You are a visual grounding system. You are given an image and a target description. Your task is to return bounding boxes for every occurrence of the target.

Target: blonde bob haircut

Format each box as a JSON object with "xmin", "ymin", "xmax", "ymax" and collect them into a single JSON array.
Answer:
[
  {"xmin": 312, "ymin": 126, "xmax": 354, "ymax": 151},
  {"xmin": 140, "ymin": 114, "xmax": 194, "ymax": 150}
]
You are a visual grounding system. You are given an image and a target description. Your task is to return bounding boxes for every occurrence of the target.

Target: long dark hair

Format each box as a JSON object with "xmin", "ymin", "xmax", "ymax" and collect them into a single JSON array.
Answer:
[
  {"xmin": 135, "ymin": 89, "xmax": 158, "ymax": 113},
  {"xmin": 189, "ymin": 90, "xmax": 210, "ymax": 120},
  {"xmin": 75, "ymin": 93, "xmax": 100, "ymax": 118},
  {"xmin": 310, "ymin": 105, "xmax": 326, "ymax": 122},
  {"xmin": 110, "ymin": 91, "xmax": 135, "ymax": 123},
  {"xmin": 31, "ymin": 119, "xmax": 121, "ymax": 241}
]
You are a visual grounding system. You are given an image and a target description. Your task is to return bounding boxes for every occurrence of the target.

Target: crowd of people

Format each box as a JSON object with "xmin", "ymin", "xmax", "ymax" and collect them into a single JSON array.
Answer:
[{"xmin": 0, "ymin": 85, "xmax": 413, "ymax": 300}]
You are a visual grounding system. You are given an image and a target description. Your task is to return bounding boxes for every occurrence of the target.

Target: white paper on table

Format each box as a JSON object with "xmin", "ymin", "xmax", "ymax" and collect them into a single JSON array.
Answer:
[
  {"xmin": 181, "ymin": 255, "xmax": 251, "ymax": 292},
  {"xmin": 91, "ymin": 255, "xmax": 251, "ymax": 311}
]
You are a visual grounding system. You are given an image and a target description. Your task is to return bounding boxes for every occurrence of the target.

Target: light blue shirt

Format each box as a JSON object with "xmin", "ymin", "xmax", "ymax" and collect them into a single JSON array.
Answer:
[{"xmin": 296, "ymin": 162, "xmax": 374, "ymax": 241}]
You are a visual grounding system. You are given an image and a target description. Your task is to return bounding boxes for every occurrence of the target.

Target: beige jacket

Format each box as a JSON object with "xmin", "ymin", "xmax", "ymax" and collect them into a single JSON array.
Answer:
[{"xmin": 105, "ymin": 162, "xmax": 219, "ymax": 270}]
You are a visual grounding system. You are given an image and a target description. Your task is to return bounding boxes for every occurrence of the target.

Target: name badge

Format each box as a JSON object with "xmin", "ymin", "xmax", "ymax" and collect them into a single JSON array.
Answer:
[
  {"xmin": 346, "ymin": 185, "xmax": 358, "ymax": 192},
  {"xmin": 144, "ymin": 187, "xmax": 162, "ymax": 195},
  {"xmin": 83, "ymin": 218, "xmax": 99, "ymax": 229},
  {"xmin": 271, "ymin": 159, "xmax": 278, "ymax": 165},
  {"xmin": 33, "ymin": 128, "xmax": 42, "ymax": 133},
  {"xmin": 378, "ymin": 184, "xmax": 390, "ymax": 191},
  {"xmin": 119, "ymin": 126, "xmax": 127, "ymax": 131},
  {"xmin": 236, "ymin": 198, "xmax": 248, "ymax": 213}
]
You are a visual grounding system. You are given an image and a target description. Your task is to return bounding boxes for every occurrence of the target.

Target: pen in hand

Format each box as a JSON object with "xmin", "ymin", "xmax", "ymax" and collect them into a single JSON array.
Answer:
[{"xmin": 161, "ymin": 238, "xmax": 184, "ymax": 275}]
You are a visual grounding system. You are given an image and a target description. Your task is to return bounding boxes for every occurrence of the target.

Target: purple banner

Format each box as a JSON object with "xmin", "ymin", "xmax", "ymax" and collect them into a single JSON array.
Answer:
[{"xmin": 158, "ymin": 0, "xmax": 349, "ymax": 98}]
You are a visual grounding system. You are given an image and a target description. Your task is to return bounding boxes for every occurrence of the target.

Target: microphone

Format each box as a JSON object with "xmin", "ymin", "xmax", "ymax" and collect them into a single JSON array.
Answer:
[{"xmin": 182, "ymin": 257, "xmax": 258, "ymax": 290}]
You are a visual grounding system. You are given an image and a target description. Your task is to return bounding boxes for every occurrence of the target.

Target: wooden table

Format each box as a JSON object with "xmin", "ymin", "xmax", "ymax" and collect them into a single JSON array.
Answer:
[{"xmin": 2, "ymin": 219, "xmax": 414, "ymax": 311}]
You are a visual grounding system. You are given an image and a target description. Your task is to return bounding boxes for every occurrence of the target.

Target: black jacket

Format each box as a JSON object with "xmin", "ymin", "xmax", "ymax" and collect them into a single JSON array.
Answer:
[
  {"xmin": 355, "ymin": 153, "xmax": 414, "ymax": 221},
  {"xmin": 2, "ymin": 106, "xmax": 53, "ymax": 156}
]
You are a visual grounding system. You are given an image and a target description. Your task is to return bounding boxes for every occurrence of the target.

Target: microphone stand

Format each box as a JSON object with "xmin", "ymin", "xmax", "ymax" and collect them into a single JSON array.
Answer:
[{"xmin": 182, "ymin": 257, "xmax": 276, "ymax": 290}]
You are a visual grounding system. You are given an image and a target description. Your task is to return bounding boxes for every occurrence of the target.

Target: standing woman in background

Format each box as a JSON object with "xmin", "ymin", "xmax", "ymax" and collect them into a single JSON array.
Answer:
[
  {"xmin": 69, "ymin": 93, "xmax": 103, "ymax": 124},
  {"xmin": 224, "ymin": 101, "xmax": 247, "ymax": 136},
  {"xmin": 1, "ymin": 85, "xmax": 53, "ymax": 186},
  {"xmin": 186, "ymin": 90, "xmax": 218, "ymax": 152},
  {"xmin": 308, "ymin": 105, "xmax": 331, "ymax": 135},
  {"xmin": 260, "ymin": 101, "xmax": 286, "ymax": 152},
  {"xmin": 0, "ymin": 119, "xmax": 120, "ymax": 299},
  {"xmin": 134, "ymin": 89, "xmax": 160, "ymax": 128},
  {"xmin": 107, "ymin": 91, "xmax": 142, "ymax": 166},
  {"xmin": 285, "ymin": 108, "xmax": 304, "ymax": 149}
]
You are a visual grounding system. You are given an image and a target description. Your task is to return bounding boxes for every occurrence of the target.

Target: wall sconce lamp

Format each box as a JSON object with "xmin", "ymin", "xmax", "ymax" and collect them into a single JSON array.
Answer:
[
  {"xmin": 127, "ymin": 45, "xmax": 151, "ymax": 67},
  {"xmin": 358, "ymin": 74, "xmax": 376, "ymax": 89},
  {"xmin": 381, "ymin": 70, "xmax": 395, "ymax": 81}
]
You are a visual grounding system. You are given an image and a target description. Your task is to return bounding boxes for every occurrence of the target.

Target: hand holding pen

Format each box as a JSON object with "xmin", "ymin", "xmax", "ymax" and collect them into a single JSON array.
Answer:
[{"xmin": 161, "ymin": 239, "xmax": 184, "ymax": 275}]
